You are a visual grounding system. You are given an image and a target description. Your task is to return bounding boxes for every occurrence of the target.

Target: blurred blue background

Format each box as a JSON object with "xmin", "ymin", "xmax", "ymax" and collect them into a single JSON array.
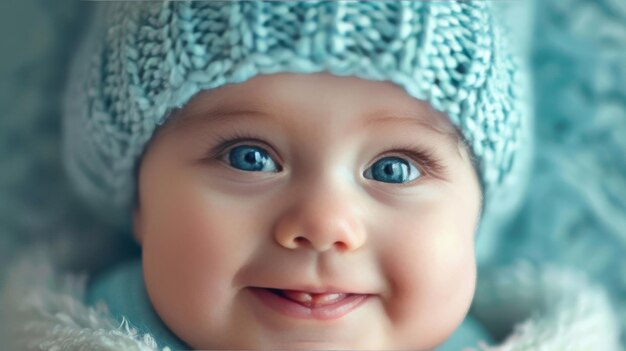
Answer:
[{"xmin": 0, "ymin": 0, "xmax": 624, "ymax": 347}]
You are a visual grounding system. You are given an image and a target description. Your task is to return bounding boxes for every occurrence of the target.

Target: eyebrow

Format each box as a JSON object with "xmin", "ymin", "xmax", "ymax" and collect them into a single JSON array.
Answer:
[
  {"xmin": 163, "ymin": 102, "xmax": 275, "ymax": 133},
  {"xmin": 358, "ymin": 109, "xmax": 464, "ymax": 144}
]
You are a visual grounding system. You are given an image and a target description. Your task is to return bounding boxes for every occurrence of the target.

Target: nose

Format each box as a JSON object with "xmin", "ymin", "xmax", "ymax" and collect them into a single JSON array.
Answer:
[{"xmin": 273, "ymin": 183, "xmax": 367, "ymax": 253}]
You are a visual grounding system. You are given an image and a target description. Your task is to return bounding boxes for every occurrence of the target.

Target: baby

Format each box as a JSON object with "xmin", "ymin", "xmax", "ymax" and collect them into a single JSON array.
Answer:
[{"xmin": 64, "ymin": 1, "xmax": 528, "ymax": 350}]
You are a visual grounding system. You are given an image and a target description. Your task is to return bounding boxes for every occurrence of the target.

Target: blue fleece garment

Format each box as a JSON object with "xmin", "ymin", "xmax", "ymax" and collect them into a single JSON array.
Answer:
[{"xmin": 86, "ymin": 259, "xmax": 190, "ymax": 350}]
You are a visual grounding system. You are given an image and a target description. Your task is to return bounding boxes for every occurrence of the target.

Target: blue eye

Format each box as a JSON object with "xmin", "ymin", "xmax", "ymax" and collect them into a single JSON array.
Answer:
[
  {"xmin": 227, "ymin": 145, "xmax": 279, "ymax": 172},
  {"xmin": 364, "ymin": 156, "xmax": 421, "ymax": 184}
]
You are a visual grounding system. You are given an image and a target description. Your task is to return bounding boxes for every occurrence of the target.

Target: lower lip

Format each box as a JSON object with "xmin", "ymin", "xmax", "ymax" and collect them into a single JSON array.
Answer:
[{"xmin": 249, "ymin": 288, "xmax": 371, "ymax": 321}]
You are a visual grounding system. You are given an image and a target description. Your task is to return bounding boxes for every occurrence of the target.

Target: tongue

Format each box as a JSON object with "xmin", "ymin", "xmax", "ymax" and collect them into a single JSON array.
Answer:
[{"xmin": 281, "ymin": 290, "xmax": 349, "ymax": 308}]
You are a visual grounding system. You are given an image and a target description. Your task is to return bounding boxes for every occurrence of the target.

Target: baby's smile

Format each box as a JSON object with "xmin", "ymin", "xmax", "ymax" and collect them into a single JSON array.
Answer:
[{"xmin": 248, "ymin": 287, "xmax": 373, "ymax": 320}]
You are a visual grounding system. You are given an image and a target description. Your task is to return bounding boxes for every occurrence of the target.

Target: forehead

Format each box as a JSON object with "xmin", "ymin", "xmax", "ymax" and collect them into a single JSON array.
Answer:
[{"xmin": 165, "ymin": 73, "xmax": 462, "ymax": 142}]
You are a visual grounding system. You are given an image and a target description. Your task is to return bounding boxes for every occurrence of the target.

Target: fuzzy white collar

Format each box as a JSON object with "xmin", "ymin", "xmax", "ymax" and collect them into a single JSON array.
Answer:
[{"xmin": 0, "ymin": 246, "xmax": 621, "ymax": 351}]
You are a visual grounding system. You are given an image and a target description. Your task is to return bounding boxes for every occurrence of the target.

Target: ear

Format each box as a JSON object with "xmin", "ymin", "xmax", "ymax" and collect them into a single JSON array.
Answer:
[{"xmin": 133, "ymin": 208, "xmax": 143, "ymax": 246}]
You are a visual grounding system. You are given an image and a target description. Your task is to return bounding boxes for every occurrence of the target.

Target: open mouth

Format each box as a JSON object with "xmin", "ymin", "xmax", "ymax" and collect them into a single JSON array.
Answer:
[
  {"xmin": 250, "ymin": 287, "xmax": 371, "ymax": 320},
  {"xmin": 266, "ymin": 288, "xmax": 353, "ymax": 308}
]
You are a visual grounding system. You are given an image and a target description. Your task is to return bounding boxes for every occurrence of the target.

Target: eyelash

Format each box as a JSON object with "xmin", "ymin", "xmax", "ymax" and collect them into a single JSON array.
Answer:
[
  {"xmin": 380, "ymin": 144, "xmax": 445, "ymax": 177},
  {"xmin": 206, "ymin": 131, "xmax": 277, "ymax": 162},
  {"xmin": 205, "ymin": 131, "xmax": 445, "ymax": 178}
]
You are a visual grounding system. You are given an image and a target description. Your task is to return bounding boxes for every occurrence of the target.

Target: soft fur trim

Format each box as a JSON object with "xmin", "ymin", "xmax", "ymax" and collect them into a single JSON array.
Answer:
[
  {"xmin": 472, "ymin": 262, "xmax": 622, "ymax": 350},
  {"xmin": 0, "ymin": 247, "xmax": 167, "ymax": 351},
  {"xmin": 0, "ymin": 246, "xmax": 621, "ymax": 351}
]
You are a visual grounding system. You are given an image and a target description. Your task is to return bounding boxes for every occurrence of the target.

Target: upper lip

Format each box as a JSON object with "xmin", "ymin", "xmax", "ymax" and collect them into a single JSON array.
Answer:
[{"xmin": 252, "ymin": 285, "xmax": 370, "ymax": 295}]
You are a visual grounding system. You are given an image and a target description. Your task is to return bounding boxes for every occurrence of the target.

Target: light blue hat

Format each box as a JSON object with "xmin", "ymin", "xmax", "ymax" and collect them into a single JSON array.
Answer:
[{"xmin": 63, "ymin": 1, "xmax": 531, "ymax": 238}]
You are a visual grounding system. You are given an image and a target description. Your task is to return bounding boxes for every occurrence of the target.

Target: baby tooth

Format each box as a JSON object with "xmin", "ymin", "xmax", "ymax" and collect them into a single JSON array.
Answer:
[
  {"xmin": 281, "ymin": 290, "xmax": 349, "ymax": 307},
  {"xmin": 314, "ymin": 293, "xmax": 346, "ymax": 305},
  {"xmin": 283, "ymin": 291, "xmax": 313, "ymax": 303}
]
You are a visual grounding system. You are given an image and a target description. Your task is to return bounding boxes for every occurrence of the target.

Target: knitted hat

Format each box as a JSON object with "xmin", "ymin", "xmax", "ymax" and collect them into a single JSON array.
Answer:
[{"xmin": 63, "ymin": 1, "xmax": 531, "ymax": 239}]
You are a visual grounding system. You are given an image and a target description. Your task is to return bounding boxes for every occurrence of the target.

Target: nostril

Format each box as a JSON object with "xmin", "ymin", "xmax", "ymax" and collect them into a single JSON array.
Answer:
[
  {"xmin": 333, "ymin": 241, "xmax": 348, "ymax": 251},
  {"xmin": 294, "ymin": 237, "xmax": 308, "ymax": 246}
]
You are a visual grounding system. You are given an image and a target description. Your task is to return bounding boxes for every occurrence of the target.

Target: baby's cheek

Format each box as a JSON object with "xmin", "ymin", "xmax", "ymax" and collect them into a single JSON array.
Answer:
[
  {"xmin": 141, "ymin": 190, "xmax": 255, "ymax": 341},
  {"xmin": 379, "ymin": 207, "xmax": 477, "ymax": 349}
]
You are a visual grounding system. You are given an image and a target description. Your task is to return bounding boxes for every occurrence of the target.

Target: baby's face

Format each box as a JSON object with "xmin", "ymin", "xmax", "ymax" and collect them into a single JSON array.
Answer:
[{"xmin": 134, "ymin": 73, "xmax": 481, "ymax": 350}]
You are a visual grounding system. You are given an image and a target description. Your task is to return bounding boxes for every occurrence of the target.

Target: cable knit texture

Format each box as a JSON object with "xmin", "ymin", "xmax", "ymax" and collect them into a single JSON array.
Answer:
[{"xmin": 63, "ymin": 0, "xmax": 530, "ymax": 230}]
